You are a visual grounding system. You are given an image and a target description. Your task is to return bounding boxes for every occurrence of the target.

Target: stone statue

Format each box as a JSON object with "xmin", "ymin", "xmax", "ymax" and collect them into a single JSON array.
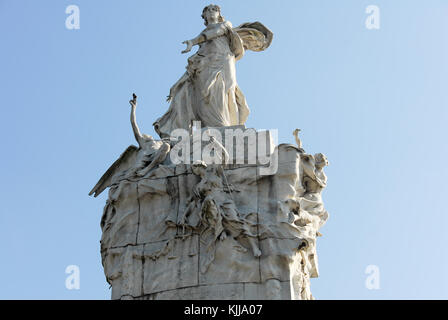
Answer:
[
  {"xmin": 293, "ymin": 128, "xmax": 304, "ymax": 151},
  {"xmin": 153, "ymin": 4, "xmax": 273, "ymax": 138},
  {"xmin": 295, "ymin": 153, "xmax": 329, "ymax": 284},
  {"xmin": 90, "ymin": 5, "xmax": 331, "ymax": 300},
  {"xmin": 88, "ymin": 94, "xmax": 170, "ymax": 197},
  {"xmin": 179, "ymin": 161, "xmax": 261, "ymax": 273},
  {"xmin": 300, "ymin": 153, "xmax": 329, "ymax": 222},
  {"xmin": 128, "ymin": 94, "xmax": 171, "ymax": 177}
]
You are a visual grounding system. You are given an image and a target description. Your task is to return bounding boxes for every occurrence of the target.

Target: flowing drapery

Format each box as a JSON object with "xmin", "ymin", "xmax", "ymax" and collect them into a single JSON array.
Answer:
[{"xmin": 154, "ymin": 21, "xmax": 250, "ymax": 138}]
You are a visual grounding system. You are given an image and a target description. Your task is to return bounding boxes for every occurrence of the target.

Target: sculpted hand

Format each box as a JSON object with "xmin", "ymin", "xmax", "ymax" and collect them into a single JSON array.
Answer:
[
  {"xmin": 129, "ymin": 93, "xmax": 137, "ymax": 108},
  {"xmin": 181, "ymin": 40, "xmax": 193, "ymax": 54}
]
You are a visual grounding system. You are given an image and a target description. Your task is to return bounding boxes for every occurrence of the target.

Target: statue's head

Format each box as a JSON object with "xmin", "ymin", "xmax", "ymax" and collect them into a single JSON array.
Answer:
[
  {"xmin": 201, "ymin": 4, "xmax": 224, "ymax": 26},
  {"xmin": 192, "ymin": 160, "xmax": 207, "ymax": 176},
  {"xmin": 314, "ymin": 153, "xmax": 329, "ymax": 169},
  {"xmin": 142, "ymin": 134, "xmax": 154, "ymax": 142}
]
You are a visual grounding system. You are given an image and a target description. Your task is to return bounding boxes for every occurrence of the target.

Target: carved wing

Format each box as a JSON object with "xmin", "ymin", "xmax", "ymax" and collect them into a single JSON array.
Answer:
[
  {"xmin": 88, "ymin": 145, "xmax": 139, "ymax": 197},
  {"xmin": 234, "ymin": 21, "xmax": 273, "ymax": 52}
]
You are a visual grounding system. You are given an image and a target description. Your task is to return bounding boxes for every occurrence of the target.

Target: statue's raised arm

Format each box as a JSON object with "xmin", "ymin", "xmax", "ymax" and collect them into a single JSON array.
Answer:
[{"xmin": 129, "ymin": 94, "xmax": 145, "ymax": 147}]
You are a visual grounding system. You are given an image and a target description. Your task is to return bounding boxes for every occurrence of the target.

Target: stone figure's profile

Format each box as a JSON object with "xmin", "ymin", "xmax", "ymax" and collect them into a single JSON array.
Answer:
[{"xmin": 153, "ymin": 4, "xmax": 273, "ymax": 138}]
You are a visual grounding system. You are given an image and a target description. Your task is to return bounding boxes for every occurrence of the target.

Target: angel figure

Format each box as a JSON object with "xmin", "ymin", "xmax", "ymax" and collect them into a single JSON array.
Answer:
[
  {"xmin": 128, "ymin": 94, "xmax": 171, "ymax": 177},
  {"xmin": 88, "ymin": 94, "xmax": 171, "ymax": 197},
  {"xmin": 153, "ymin": 4, "xmax": 273, "ymax": 138}
]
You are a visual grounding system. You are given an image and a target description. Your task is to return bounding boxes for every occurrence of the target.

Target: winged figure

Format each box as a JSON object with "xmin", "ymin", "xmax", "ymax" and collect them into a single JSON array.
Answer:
[
  {"xmin": 153, "ymin": 4, "xmax": 273, "ymax": 139},
  {"xmin": 89, "ymin": 94, "xmax": 170, "ymax": 197}
]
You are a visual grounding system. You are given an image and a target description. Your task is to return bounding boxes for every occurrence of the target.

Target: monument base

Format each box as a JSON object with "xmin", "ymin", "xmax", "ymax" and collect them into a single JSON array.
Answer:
[{"xmin": 97, "ymin": 128, "xmax": 328, "ymax": 300}]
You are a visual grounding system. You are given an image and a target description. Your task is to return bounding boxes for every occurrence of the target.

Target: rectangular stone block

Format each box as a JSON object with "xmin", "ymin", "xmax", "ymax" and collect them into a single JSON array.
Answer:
[
  {"xmin": 199, "ymin": 236, "xmax": 260, "ymax": 285},
  {"xmin": 137, "ymin": 178, "xmax": 178, "ymax": 244},
  {"xmin": 106, "ymin": 181, "xmax": 139, "ymax": 248},
  {"xmin": 259, "ymin": 238, "xmax": 302, "ymax": 283},
  {"xmin": 108, "ymin": 245, "xmax": 144, "ymax": 300},
  {"xmin": 224, "ymin": 166, "xmax": 258, "ymax": 215},
  {"xmin": 140, "ymin": 283, "xmax": 245, "ymax": 300},
  {"xmin": 143, "ymin": 236, "xmax": 199, "ymax": 295},
  {"xmin": 244, "ymin": 280, "xmax": 293, "ymax": 300},
  {"xmin": 256, "ymin": 175, "xmax": 279, "ymax": 228}
]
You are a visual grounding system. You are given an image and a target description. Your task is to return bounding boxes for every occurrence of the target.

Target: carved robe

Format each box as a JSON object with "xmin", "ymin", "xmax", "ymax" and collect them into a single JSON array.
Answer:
[{"xmin": 154, "ymin": 21, "xmax": 273, "ymax": 138}]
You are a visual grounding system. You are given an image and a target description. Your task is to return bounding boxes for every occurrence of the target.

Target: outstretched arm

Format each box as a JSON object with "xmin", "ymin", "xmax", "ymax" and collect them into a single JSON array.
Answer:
[
  {"xmin": 129, "ymin": 94, "xmax": 144, "ymax": 147},
  {"xmin": 181, "ymin": 34, "xmax": 206, "ymax": 54},
  {"xmin": 182, "ymin": 22, "xmax": 233, "ymax": 54}
]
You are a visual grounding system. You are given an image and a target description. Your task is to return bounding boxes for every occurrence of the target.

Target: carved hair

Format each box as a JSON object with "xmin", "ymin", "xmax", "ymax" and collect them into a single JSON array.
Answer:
[
  {"xmin": 192, "ymin": 160, "xmax": 207, "ymax": 168},
  {"xmin": 191, "ymin": 160, "xmax": 207, "ymax": 176},
  {"xmin": 201, "ymin": 4, "xmax": 225, "ymax": 26},
  {"xmin": 142, "ymin": 134, "xmax": 154, "ymax": 141},
  {"xmin": 314, "ymin": 153, "xmax": 328, "ymax": 167}
]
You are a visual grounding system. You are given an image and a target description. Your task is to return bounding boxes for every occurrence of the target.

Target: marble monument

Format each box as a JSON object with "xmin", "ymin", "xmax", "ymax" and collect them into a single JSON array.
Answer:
[{"xmin": 89, "ymin": 4, "xmax": 329, "ymax": 300}]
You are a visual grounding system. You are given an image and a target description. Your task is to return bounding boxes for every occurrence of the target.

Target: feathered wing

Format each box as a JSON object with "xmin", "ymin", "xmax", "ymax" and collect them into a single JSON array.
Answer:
[
  {"xmin": 234, "ymin": 21, "xmax": 273, "ymax": 52},
  {"xmin": 88, "ymin": 145, "xmax": 139, "ymax": 197}
]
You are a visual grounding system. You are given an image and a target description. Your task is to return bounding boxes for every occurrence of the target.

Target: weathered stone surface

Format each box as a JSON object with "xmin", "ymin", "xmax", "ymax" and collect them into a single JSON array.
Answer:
[
  {"xmin": 142, "ymin": 236, "xmax": 199, "ymax": 295},
  {"xmin": 103, "ymin": 244, "xmax": 144, "ymax": 300},
  {"xmin": 199, "ymin": 235, "xmax": 260, "ymax": 285},
  {"xmin": 244, "ymin": 280, "xmax": 293, "ymax": 300},
  {"xmin": 225, "ymin": 166, "xmax": 258, "ymax": 215},
  {"xmin": 136, "ymin": 178, "xmax": 178, "ymax": 244},
  {"xmin": 139, "ymin": 283, "xmax": 246, "ymax": 300},
  {"xmin": 259, "ymin": 238, "xmax": 302, "ymax": 282},
  {"xmin": 96, "ymin": 138, "xmax": 328, "ymax": 300},
  {"xmin": 100, "ymin": 181, "xmax": 139, "ymax": 249},
  {"xmin": 137, "ymin": 281, "xmax": 294, "ymax": 300}
]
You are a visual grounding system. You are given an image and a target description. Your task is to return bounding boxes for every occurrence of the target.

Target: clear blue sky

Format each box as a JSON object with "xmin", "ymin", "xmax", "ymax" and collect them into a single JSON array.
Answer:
[{"xmin": 1, "ymin": 0, "xmax": 447, "ymax": 299}]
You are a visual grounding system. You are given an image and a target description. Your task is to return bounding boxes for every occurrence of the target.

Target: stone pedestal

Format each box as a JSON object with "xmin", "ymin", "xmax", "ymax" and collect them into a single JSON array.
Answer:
[{"xmin": 96, "ymin": 128, "xmax": 328, "ymax": 300}]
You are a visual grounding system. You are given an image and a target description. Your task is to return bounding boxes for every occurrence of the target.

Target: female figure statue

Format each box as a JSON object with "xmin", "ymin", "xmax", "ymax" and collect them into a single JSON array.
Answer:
[
  {"xmin": 154, "ymin": 4, "xmax": 273, "ymax": 138},
  {"xmin": 295, "ymin": 153, "xmax": 329, "ymax": 279},
  {"xmin": 300, "ymin": 153, "xmax": 329, "ymax": 223}
]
